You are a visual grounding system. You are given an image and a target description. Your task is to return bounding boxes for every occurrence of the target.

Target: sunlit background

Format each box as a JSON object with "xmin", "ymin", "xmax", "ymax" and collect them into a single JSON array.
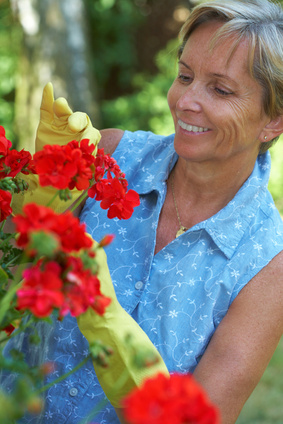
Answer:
[{"xmin": 0, "ymin": 1, "xmax": 282, "ymax": 422}]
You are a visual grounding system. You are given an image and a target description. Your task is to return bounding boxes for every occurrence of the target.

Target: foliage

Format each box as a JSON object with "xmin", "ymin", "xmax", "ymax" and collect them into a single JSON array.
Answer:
[
  {"xmin": 268, "ymin": 137, "xmax": 283, "ymax": 216},
  {"xmin": 101, "ymin": 39, "xmax": 178, "ymax": 134},
  {"xmin": 0, "ymin": 1, "xmax": 21, "ymax": 142},
  {"xmin": 84, "ymin": 0, "xmax": 146, "ymax": 100}
]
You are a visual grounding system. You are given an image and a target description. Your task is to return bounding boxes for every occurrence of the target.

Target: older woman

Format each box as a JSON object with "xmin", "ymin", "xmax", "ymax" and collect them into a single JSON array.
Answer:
[{"xmin": 2, "ymin": 0, "xmax": 283, "ymax": 423}]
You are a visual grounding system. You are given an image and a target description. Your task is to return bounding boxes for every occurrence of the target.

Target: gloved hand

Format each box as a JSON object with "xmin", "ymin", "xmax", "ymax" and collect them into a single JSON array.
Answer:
[
  {"xmin": 77, "ymin": 246, "xmax": 169, "ymax": 409},
  {"xmin": 12, "ymin": 82, "xmax": 101, "ymax": 215},
  {"xmin": 35, "ymin": 82, "xmax": 101, "ymax": 152}
]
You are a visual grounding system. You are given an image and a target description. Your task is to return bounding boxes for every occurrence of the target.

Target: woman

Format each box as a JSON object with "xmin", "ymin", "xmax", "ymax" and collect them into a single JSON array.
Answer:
[{"xmin": 2, "ymin": 0, "xmax": 283, "ymax": 423}]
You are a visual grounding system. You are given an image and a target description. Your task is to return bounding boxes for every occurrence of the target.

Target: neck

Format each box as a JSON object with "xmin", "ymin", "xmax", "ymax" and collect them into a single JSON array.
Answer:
[{"xmin": 170, "ymin": 153, "xmax": 257, "ymax": 228}]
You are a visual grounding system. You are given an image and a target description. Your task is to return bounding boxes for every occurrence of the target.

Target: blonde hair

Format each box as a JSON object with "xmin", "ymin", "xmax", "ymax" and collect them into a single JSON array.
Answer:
[{"xmin": 178, "ymin": 0, "xmax": 283, "ymax": 153}]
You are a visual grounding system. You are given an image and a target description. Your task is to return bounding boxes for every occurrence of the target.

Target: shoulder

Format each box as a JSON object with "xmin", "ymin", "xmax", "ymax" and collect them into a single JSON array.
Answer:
[
  {"xmin": 98, "ymin": 129, "xmax": 124, "ymax": 155},
  {"xmin": 231, "ymin": 250, "xmax": 283, "ymax": 327},
  {"xmin": 100, "ymin": 129, "xmax": 174, "ymax": 164}
]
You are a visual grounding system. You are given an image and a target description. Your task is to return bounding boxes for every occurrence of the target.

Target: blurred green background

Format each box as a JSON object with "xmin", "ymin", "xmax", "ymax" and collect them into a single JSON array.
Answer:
[{"xmin": 0, "ymin": 0, "xmax": 282, "ymax": 422}]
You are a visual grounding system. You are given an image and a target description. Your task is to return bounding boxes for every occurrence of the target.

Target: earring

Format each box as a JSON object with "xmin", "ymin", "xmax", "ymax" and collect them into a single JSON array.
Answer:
[{"xmin": 264, "ymin": 135, "xmax": 268, "ymax": 140}]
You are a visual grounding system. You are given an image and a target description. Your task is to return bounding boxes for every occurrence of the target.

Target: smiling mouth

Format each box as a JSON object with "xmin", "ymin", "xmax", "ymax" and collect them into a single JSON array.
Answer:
[{"xmin": 178, "ymin": 119, "xmax": 209, "ymax": 133}]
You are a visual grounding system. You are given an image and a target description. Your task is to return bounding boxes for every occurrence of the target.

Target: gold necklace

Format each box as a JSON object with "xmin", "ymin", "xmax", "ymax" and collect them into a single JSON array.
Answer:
[{"xmin": 170, "ymin": 170, "xmax": 188, "ymax": 238}]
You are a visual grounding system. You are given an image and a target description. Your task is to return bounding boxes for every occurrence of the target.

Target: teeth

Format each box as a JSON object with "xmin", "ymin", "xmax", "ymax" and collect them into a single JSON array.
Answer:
[{"xmin": 178, "ymin": 120, "xmax": 208, "ymax": 133}]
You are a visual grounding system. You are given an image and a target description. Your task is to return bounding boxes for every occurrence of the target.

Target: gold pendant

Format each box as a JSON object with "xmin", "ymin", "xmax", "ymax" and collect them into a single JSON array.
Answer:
[{"xmin": 176, "ymin": 226, "xmax": 187, "ymax": 238}]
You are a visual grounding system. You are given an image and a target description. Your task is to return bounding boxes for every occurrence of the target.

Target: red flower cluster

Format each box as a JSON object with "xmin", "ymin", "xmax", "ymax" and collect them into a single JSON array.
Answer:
[
  {"xmin": 0, "ymin": 188, "xmax": 12, "ymax": 222},
  {"xmin": 123, "ymin": 373, "xmax": 220, "ymax": 424},
  {"xmin": 30, "ymin": 142, "xmax": 140, "ymax": 220},
  {"xmin": 0, "ymin": 126, "xmax": 31, "ymax": 179},
  {"xmin": 30, "ymin": 139, "xmax": 96, "ymax": 190},
  {"xmin": 13, "ymin": 203, "xmax": 111, "ymax": 318},
  {"xmin": 89, "ymin": 149, "xmax": 140, "ymax": 219},
  {"xmin": 17, "ymin": 256, "xmax": 111, "ymax": 318},
  {"xmin": 14, "ymin": 203, "xmax": 92, "ymax": 252}
]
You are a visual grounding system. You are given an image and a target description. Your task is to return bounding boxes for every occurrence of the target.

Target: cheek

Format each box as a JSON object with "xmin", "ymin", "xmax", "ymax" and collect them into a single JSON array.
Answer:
[
  {"xmin": 167, "ymin": 85, "xmax": 174, "ymax": 111},
  {"xmin": 167, "ymin": 83, "xmax": 180, "ymax": 114},
  {"xmin": 216, "ymin": 101, "xmax": 249, "ymax": 140}
]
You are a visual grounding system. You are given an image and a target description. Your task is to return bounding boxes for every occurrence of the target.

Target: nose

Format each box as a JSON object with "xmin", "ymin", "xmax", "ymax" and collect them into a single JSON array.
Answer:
[{"xmin": 176, "ymin": 82, "xmax": 202, "ymax": 113}]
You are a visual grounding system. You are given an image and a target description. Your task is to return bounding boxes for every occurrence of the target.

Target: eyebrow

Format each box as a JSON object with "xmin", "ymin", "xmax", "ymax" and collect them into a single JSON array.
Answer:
[
  {"xmin": 208, "ymin": 72, "xmax": 237, "ymax": 85},
  {"xmin": 178, "ymin": 60, "xmax": 238, "ymax": 86}
]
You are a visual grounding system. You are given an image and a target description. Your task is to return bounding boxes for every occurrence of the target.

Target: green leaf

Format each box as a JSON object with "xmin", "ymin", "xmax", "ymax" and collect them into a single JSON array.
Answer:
[{"xmin": 0, "ymin": 266, "xmax": 8, "ymax": 285}]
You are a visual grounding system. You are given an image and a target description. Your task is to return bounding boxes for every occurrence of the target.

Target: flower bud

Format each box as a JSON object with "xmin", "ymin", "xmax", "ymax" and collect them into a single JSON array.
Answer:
[
  {"xmin": 0, "ymin": 177, "xmax": 17, "ymax": 192},
  {"xmin": 39, "ymin": 361, "xmax": 56, "ymax": 376},
  {"xmin": 58, "ymin": 188, "xmax": 72, "ymax": 201},
  {"xmin": 27, "ymin": 230, "xmax": 60, "ymax": 257},
  {"xmin": 26, "ymin": 396, "xmax": 44, "ymax": 415},
  {"xmin": 99, "ymin": 234, "xmax": 115, "ymax": 247}
]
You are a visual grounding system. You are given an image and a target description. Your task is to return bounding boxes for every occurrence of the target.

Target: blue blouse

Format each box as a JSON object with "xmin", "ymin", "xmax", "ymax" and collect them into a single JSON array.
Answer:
[{"xmin": 2, "ymin": 130, "xmax": 283, "ymax": 424}]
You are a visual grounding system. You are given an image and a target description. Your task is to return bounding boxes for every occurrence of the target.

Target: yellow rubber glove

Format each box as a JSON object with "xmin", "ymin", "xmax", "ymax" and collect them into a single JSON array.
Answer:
[
  {"xmin": 35, "ymin": 82, "xmax": 101, "ymax": 152},
  {"xmin": 12, "ymin": 82, "xmax": 101, "ymax": 215},
  {"xmin": 77, "ymin": 246, "xmax": 169, "ymax": 409}
]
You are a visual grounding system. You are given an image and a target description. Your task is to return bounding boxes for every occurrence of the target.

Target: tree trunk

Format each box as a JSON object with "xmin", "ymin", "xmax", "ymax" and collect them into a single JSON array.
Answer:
[{"xmin": 12, "ymin": 0, "xmax": 99, "ymax": 151}]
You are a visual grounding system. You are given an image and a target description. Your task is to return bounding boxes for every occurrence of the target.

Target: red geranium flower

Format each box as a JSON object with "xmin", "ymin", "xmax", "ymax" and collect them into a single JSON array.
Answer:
[
  {"xmin": 87, "ymin": 148, "xmax": 140, "ymax": 220},
  {"xmin": 13, "ymin": 203, "xmax": 93, "ymax": 253},
  {"xmin": 61, "ymin": 255, "xmax": 111, "ymax": 317},
  {"xmin": 0, "ymin": 126, "xmax": 12, "ymax": 156},
  {"xmin": 16, "ymin": 253, "xmax": 111, "ymax": 318},
  {"xmin": 89, "ymin": 178, "xmax": 140, "ymax": 220},
  {"xmin": 123, "ymin": 373, "xmax": 220, "ymax": 424},
  {"xmin": 31, "ymin": 144, "xmax": 77, "ymax": 189},
  {"xmin": 0, "ymin": 188, "xmax": 12, "ymax": 222},
  {"xmin": 0, "ymin": 125, "xmax": 31, "ymax": 179},
  {"xmin": 3, "ymin": 149, "xmax": 32, "ymax": 177},
  {"xmin": 30, "ymin": 139, "xmax": 96, "ymax": 191},
  {"xmin": 17, "ymin": 261, "xmax": 64, "ymax": 318}
]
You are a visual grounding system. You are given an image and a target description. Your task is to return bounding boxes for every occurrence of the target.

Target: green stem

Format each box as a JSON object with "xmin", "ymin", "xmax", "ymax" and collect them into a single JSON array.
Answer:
[
  {"xmin": 0, "ymin": 221, "xmax": 5, "ymax": 233},
  {"xmin": 3, "ymin": 252, "xmax": 22, "ymax": 268},
  {"xmin": 36, "ymin": 355, "xmax": 90, "ymax": 394},
  {"xmin": 0, "ymin": 279, "xmax": 23, "ymax": 325},
  {"xmin": 0, "ymin": 232, "xmax": 17, "ymax": 245},
  {"xmin": 0, "ymin": 252, "xmax": 30, "ymax": 325},
  {"xmin": 46, "ymin": 191, "xmax": 59, "ymax": 208},
  {"xmin": 69, "ymin": 190, "xmax": 89, "ymax": 213}
]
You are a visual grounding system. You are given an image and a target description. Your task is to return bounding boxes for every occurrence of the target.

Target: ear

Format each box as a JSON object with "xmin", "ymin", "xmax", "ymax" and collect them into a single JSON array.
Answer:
[{"xmin": 260, "ymin": 115, "xmax": 283, "ymax": 143}]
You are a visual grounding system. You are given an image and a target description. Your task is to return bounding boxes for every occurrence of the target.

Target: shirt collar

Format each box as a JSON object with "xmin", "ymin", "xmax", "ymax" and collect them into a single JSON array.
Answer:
[
  {"xmin": 189, "ymin": 152, "xmax": 272, "ymax": 259},
  {"xmin": 129, "ymin": 134, "xmax": 271, "ymax": 260}
]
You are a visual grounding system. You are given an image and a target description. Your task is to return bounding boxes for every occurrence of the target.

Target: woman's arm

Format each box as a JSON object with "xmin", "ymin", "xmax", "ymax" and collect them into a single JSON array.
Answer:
[
  {"xmin": 193, "ymin": 251, "xmax": 283, "ymax": 424},
  {"xmin": 99, "ymin": 128, "xmax": 124, "ymax": 155}
]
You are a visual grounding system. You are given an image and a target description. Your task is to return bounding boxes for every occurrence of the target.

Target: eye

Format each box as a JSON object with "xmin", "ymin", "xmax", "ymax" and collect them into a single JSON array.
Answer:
[
  {"xmin": 215, "ymin": 87, "xmax": 233, "ymax": 96},
  {"xmin": 177, "ymin": 74, "xmax": 192, "ymax": 84}
]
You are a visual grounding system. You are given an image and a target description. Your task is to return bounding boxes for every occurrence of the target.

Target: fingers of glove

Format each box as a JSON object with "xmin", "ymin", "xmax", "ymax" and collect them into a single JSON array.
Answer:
[
  {"xmin": 53, "ymin": 97, "xmax": 73, "ymax": 118},
  {"xmin": 40, "ymin": 82, "xmax": 55, "ymax": 123},
  {"xmin": 68, "ymin": 112, "xmax": 89, "ymax": 133},
  {"xmin": 81, "ymin": 123, "xmax": 101, "ymax": 147},
  {"xmin": 52, "ymin": 97, "xmax": 73, "ymax": 129},
  {"xmin": 68, "ymin": 112, "xmax": 101, "ymax": 146}
]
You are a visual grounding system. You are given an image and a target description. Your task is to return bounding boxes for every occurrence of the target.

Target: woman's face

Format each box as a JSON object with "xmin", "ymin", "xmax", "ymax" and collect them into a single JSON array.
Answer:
[{"xmin": 167, "ymin": 21, "xmax": 271, "ymax": 166}]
